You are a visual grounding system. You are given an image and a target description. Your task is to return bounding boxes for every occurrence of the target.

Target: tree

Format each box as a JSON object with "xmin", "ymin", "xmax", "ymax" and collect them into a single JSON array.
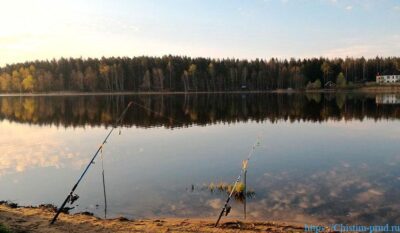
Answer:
[
  {"xmin": 71, "ymin": 70, "xmax": 84, "ymax": 90},
  {"xmin": 11, "ymin": 70, "xmax": 22, "ymax": 92},
  {"xmin": 188, "ymin": 64, "xmax": 197, "ymax": 91},
  {"xmin": 207, "ymin": 63, "xmax": 216, "ymax": 91},
  {"xmin": 167, "ymin": 60, "xmax": 173, "ymax": 90},
  {"xmin": 395, "ymin": 59, "xmax": 400, "ymax": 72},
  {"xmin": 99, "ymin": 64, "xmax": 111, "ymax": 91},
  {"xmin": 84, "ymin": 66, "xmax": 97, "ymax": 91},
  {"xmin": 336, "ymin": 72, "xmax": 346, "ymax": 88},
  {"xmin": 241, "ymin": 66, "xmax": 248, "ymax": 89},
  {"xmin": 321, "ymin": 61, "xmax": 332, "ymax": 85},
  {"xmin": 22, "ymin": 75, "xmax": 36, "ymax": 92},
  {"xmin": 37, "ymin": 71, "xmax": 53, "ymax": 92},
  {"xmin": 141, "ymin": 70, "xmax": 151, "ymax": 91},
  {"xmin": 152, "ymin": 68, "xmax": 164, "ymax": 91},
  {"xmin": 314, "ymin": 79, "xmax": 321, "ymax": 89},
  {"xmin": 182, "ymin": 70, "xmax": 189, "ymax": 92},
  {"xmin": 0, "ymin": 73, "xmax": 11, "ymax": 92}
]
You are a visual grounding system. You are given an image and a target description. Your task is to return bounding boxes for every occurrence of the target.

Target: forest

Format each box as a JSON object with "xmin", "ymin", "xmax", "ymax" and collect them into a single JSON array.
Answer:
[{"xmin": 0, "ymin": 56, "xmax": 399, "ymax": 93}]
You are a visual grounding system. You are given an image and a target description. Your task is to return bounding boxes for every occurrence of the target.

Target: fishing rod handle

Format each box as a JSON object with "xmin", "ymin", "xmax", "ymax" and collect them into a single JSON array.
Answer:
[
  {"xmin": 215, "ymin": 197, "xmax": 231, "ymax": 227},
  {"xmin": 215, "ymin": 209, "xmax": 225, "ymax": 227},
  {"xmin": 50, "ymin": 192, "xmax": 71, "ymax": 224}
]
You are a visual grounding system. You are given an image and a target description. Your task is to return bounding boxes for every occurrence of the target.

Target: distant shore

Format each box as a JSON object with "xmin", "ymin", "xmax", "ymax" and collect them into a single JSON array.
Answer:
[
  {"xmin": 1, "ymin": 85, "xmax": 400, "ymax": 97},
  {"xmin": 0, "ymin": 203, "xmax": 316, "ymax": 233}
]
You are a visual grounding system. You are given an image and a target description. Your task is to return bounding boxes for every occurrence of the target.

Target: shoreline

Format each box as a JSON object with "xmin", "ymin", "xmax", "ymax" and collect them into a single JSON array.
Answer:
[
  {"xmin": 1, "ymin": 86, "xmax": 400, "ymax": 97},
  {"xmin": 0, "ymin": 203, "xmax": 321, "ymax": 233},
  {"xmin": 0, "ymin": 90, "xmax": 274, "ymax": 97}
]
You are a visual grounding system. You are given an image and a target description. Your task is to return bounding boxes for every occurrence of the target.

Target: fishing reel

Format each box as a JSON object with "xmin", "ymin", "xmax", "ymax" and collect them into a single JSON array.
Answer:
[
  {"xmin": 68, "ymin": 194, "xmax": 80, "ymax": 205},
  {"xmin": 224, "ymin": 205, "xmax": 231, "ymax": 216}
]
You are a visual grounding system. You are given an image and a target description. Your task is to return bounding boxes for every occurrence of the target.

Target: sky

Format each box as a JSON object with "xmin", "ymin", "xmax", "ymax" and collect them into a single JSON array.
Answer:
[{"xmin": 0, "ymin": 0, "xmax": 399, "ymax": 66}]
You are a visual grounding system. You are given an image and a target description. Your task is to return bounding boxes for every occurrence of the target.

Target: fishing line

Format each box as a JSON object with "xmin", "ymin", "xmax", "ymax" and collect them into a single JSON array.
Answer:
[
  {"xmin": 50, "ymin": 101, "xmax": 133, "ymax": 224},
  {"xmin": 129, "ymin": 100, "xmax": 188, "ymax": 126}
]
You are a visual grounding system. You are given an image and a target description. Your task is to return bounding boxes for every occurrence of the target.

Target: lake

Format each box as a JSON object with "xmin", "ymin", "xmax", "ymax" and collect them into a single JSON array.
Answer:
[{"xmin": 1, "ymin": 92, "xmax": 400, "ymax": 224}]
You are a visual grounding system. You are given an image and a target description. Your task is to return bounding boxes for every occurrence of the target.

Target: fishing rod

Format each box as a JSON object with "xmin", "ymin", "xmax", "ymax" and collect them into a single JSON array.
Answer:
[
  {"xmin": 214, "ymin": 136, "xmax": 261, "ymax": 227},
  {"xmin": 50, "ymin": 101, "xmax": 133, "ymax": 224}
]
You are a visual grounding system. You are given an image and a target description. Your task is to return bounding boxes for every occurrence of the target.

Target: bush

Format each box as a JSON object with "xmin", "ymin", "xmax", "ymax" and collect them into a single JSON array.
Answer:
[
  {"xmin": 306, "ymin": 79, "xmax": 322, "ymax": 89},
  {"xmin": 336, "ymin": 72, "xmax": 346, "ymax": 88}
]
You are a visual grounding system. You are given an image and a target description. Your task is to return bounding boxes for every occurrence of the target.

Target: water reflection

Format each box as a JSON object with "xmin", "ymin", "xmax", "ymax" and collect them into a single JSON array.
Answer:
[
  {"xmin": 1, "ymin": 93, "xmax": 400, "ymax": 225},
  {"xmin": 0, "ymin": 122, "xmax": 84, "ymax": 176},
  {"xmin": 376, "ymin": 94, "xmax": 400, "ymax": 105},
  {"xmin": 253, "ymin": 160, "xmax": 400, "ymax": 224},
  {"xmin": 0, "ymin": 93, "xmax": 400, "ymax": 128}
]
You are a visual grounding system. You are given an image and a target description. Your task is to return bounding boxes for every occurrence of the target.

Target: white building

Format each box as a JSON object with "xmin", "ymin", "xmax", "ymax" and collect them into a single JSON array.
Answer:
[{"xmin": 376, "ymin": 75, "xmax": 400, "ymax": 84}]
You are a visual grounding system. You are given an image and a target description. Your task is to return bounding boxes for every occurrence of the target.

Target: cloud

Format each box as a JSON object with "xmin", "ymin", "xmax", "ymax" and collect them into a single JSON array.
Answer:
[
  {"xmin": 324, "ymin": 44, "xmax": 369, "ymax": 57},
  {"xmin": 345, "ymin": 5, "xmax": 353, "ymax": 10},
  {"xmin": 394, "ymin": 6, "xmax": 400, "ymax": 11},
  {"xmin": 323, "ymin": 34, "xmax": 400, "ymax": 58}
]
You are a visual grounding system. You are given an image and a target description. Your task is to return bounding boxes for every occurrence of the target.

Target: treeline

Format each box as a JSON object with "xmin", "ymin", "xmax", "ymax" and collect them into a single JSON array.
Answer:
[
  {"xmin": 1, "ymin": 93, "xmax": 399, "ymax": 128},
  {"xmin": 0, "ymin": 56, "xmax": 399, "ymax": 93}
]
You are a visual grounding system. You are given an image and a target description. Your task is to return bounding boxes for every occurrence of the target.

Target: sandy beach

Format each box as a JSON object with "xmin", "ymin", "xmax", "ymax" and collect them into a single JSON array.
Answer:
[{"xmin": 0, "ymin": 203, "xmax": 317, "ymax": 233}]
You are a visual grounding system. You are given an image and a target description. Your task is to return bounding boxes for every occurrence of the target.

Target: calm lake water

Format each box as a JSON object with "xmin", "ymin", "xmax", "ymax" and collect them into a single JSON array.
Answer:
[{"xmin": 1, "ymin": 93, "xmax": 400, "ymax": 224}]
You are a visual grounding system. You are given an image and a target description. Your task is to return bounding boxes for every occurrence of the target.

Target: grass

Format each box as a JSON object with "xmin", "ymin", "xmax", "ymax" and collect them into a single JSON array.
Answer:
[
  {"xmin": 208, "ymin": 182, "xmax": 246, "ymax": 194},
  {"xmin": 0, "ymin": 223, "xmax": 11, "ymax": 233},
  {"xmin": 207, "ymin": 182, "xmax": 255, "ymax": 202}
]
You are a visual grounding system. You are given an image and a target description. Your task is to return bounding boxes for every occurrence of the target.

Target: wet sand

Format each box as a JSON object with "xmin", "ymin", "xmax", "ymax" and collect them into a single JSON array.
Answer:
[{"xmin": 0, "ymin": 203, "xmax": 322, "ymax": 233}]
